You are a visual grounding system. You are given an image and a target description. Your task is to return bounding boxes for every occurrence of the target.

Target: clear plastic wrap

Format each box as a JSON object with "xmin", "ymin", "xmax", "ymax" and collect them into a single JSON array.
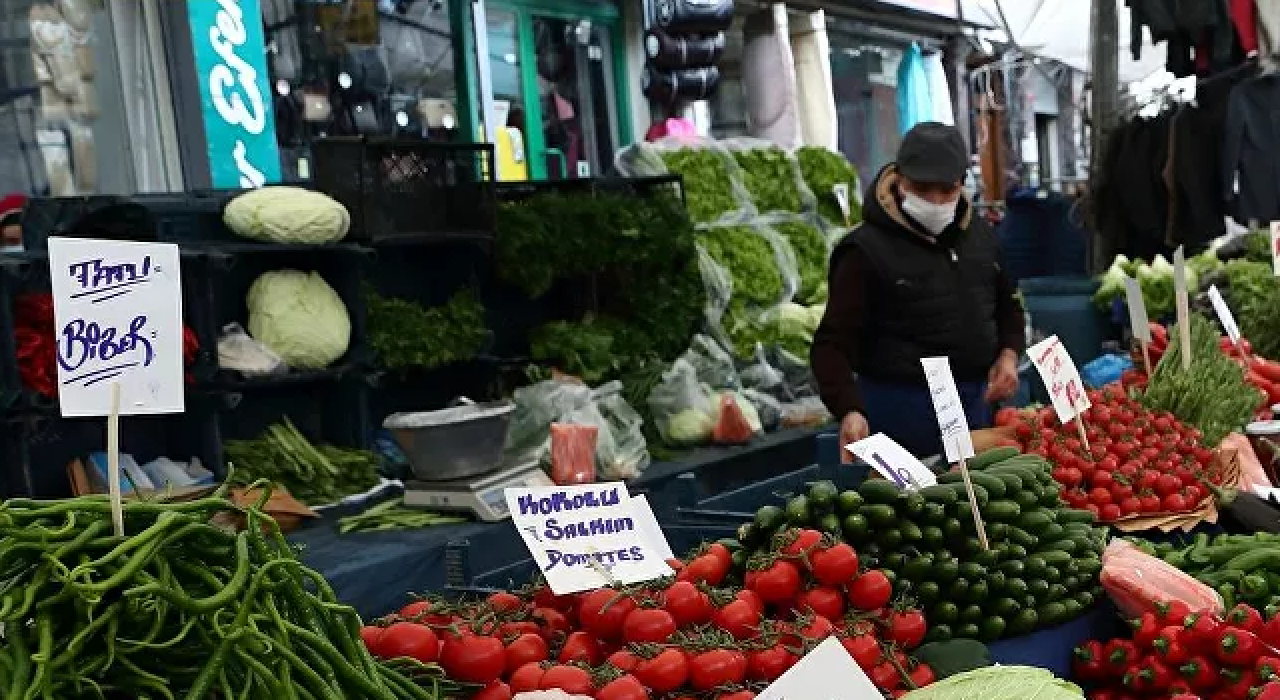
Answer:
[
  {"xmin": 217, "ymin": 323, "xmax": 287, "ymax": 377},
  {"xmin": 1100, "ymin": 539, "xmax": 1224, "ymax": 618},
  {"xmin": 742, "ymin": 388, "xmax": 783, "ymax": 432},
  {"xmin": 696, "ymin": 218, "xmax": 800, "ymax": 312},
  {"xmin": 720, "ymin": 137, "xmax": 817, "ymax": 215},
  {"xmin": 613, "ymin": 136, "xmax": 756, "ymax": 224},
  {"xmin": 504, "ymin": 379, "xmax": 594, "ymax": 461},
  {"xmin": 549, "ymin": 422, "xmax": 598, "ymax": 485},
  {"xmin": 591, "ymin": 382, "xmax": 651, "ymax": 480},
  {"xmin": 779, "ymin": 396, "xmax": 833, "ymax": 428},
  {"xmin": 740, "ymin": 343, "xmax": 793, "ymax": 402},
  {"xmin": 647, "ymin": 358, "xmax": 716, "ymax": 447},
  {"xmin": 770, "ymin": 346, "xmax": 821, "ymax": 398},
  {"xmin": 712, "ymin": 392, "xmax": 756, "ymax": 445},
  {"xmin": 757, "ymin": 212, "xmax": 829, "ymax": 305},
  {"xmin": 696, "ymin": 246, "xmax": 735, "ymax": 352},
  {"xmin": 681, "ymin": 334, "xmax": 740, "ymax": 390}
]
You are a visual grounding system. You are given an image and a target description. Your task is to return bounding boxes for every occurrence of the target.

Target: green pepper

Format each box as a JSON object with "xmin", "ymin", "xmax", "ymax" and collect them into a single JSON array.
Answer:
[
  {"xmin": 1219, "ymin": 582, "xmax": 1238, "ymax": 610},
  {"xmin": 1241, "ymin": 573, "xmax": 1271, "ymax": 600}
]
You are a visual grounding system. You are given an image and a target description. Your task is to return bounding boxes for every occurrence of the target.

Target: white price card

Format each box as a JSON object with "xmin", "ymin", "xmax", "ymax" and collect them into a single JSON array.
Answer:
[
  {"xmin": 920, "ymin": 356, "xmax": 976, "ymax": 462},
  {"xmin": 757, "ymin": 636, "xmax": 883, "ymax": 700},
  {"xmin": 1174, "ymin": 247, "xmax": 1192, "ymax": 371},
  {"xmin": 629, "ymin": 494, "xmax": 675, "ymax": 561},
  {"xmin": 1270, "ymin": 222, "xmax": 1280, "ymax": 276},
  {"xmin": 48, "ymin": 238, "xmax": 184, "ymax": 417},
  {"xmin": 1208, "ymin": 284, "xmax": 1242, "ymax": 345},
  {"xmin": 1028, "ymin": 335, "xmax": 1091, "ymax": 423},
  {"xmin": 1124, "ymin": 276, "xmax": 1151, "ymax": 343},
  {"xmin": 846, "ymin": 433, "xmax": 937, "ymax": 490},
  {"xmin": 832, "ymin": 183, "xmax": 851, "ymax": 225},
  {"xmin": 505, "ymin": 482, "xmax": 673, "ymax": 595}
]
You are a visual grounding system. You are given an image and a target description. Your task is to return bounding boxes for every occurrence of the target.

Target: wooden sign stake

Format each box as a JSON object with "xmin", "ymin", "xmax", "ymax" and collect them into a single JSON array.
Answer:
[
  {"xmin": 1139, "ymin": 338, "xmax": 1153, "ymax": 377},
  {"xmin": 955, "ymin": 439, "xmax": 989, "ymax": 551},
  {"xmin": 107, "ymin": 382, "xmax": 124, "ymax": 537}
]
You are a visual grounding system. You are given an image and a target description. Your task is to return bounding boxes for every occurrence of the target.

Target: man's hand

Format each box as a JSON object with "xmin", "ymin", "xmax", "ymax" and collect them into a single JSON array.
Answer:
[
  {"xmin": 839, "ymin": 412, "xmax": 870, "ymax": 463},
  {"xmin": 985, "ymin": 349, "xmax": 1020, "ymax": 403}
]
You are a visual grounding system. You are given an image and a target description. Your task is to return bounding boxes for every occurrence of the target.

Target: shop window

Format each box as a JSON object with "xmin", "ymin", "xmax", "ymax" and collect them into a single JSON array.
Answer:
[
  {"xmin": 0, "ymin": 0, "xmax": 151, "ymax": 199},
  {"xmin": 708, "ymin": 16, "xmax": 746, "ymax": 139},
  {"xmin": 829, "ymin": 39, "xmax": 904, "ymax": 182},
  {"xmin": 260, "ymin": 0, "xmax": 462, "ymax": 179}
]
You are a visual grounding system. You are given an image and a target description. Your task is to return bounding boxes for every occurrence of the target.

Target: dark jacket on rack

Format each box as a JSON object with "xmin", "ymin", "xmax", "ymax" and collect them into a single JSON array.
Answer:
[
  {"xmin": 1128, "ymin": 0, "xmax": 1239, "ymax": 76},
  {"xmin": 810, "ymin": 165, "xmax": 1024, "ymax": 420},
  {"xmin": 1223, "ymin": 73, "xmax": 1280, "ymax": 223}
]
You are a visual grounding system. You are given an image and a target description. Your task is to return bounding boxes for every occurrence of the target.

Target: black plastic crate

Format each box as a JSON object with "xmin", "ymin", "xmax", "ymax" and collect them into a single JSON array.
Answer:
[
  {"xmin": 20, "ymin": 190, "xmax": 245, "ymax": 250},
  {"xmin": 310, "ymin": 137, "xmax": 496, "ymax": 243},
  {"xmin": 494, "ymin": 175, "xmax": 685, "ymax": 206},
  {"xmin": 216, "ymin": 380, "xmax": 371, "ymax": 461}
]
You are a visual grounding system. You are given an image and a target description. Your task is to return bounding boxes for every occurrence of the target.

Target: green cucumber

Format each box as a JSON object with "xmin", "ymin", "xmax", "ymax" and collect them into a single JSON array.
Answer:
[
  {"xmin": 919, "ymin": 483, "xmax": 961, "ymax": 506},
  {"xmin": 859, "ymin": 503, "xmax": 898, "ymax": 527},
  {"xmin": 968, "ymin": 446, "xmax": 1021, "ymax": 470},
  {"xmin": 859, "ymin": 479, "xmax": 903, "ymax": 505},
  {"xmin": 983, "ymin": 500, "xmax": 1022, "ymax": 522},
  {"xmin": 1017, "ymin": 509, "xmax": 1055, "ymax": 535},
  {"xmin": 938, "ymin": 471, "xmax": 1007, "ymax": 499},
  {"xmin": 1005, "ymin": 526, "xmax": 1039, "ymax": 549}
]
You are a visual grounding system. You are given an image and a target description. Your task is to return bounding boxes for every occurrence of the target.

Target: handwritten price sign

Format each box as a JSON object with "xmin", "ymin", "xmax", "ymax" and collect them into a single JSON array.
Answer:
[
  {"xmin": 1028, "ymin": 335, "xmax": 1090, "ymax": 423},
  {"xmin": 49, "ymin": 238, "xmax": 184, "ymax": 417},
  {"xmin": 846, "ymin": 433, "xmax": 937, "ymax": 490}
]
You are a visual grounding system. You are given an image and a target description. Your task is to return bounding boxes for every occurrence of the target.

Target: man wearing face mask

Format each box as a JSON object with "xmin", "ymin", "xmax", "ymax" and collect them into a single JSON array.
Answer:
[{"xmin": 811, "ymin": 122, "xmax": 1024, "ymax": 460}]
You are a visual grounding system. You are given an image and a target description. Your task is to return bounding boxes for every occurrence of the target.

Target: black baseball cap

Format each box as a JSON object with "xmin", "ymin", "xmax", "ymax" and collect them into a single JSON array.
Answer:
[{"xmin": 896, "ymin": 122, "xmax": 968, "ymax": 185}]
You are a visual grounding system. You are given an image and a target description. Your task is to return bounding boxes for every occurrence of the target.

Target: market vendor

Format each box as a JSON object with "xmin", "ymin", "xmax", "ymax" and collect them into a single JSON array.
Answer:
[{"xmin": 811, "ymin": 122, "xmax": 1025, "ymax": 460}]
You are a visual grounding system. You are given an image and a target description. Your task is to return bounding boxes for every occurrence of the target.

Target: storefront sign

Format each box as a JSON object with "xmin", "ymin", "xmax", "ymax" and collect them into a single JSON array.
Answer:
[
  {"xmin": 1028, "ymin": 335, "xmax": 1090, "ymax": 424},
  {"xmin": 48, "ymin": 238, "xmax": 184, "ymax": 417},
  {"xmin": 187, "ymin": 0, "xmax": 282, "ymax": 188},
  {"xmin": 847, "ymin": 433, "xmax": 936, "ymax": 489},
  {"xmin": 876, "ymin": 0, "xmax": 958, "ymax": 19},
  {"xmin": 505, "ymin": 483, "xmax": 673, "ymax": 594},
  {"xmin": 757, "ymin": 636, "xmax": 882, "ymax": 700}
]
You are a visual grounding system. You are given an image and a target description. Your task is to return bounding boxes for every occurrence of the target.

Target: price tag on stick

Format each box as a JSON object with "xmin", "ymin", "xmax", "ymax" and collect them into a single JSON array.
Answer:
[
  {"xmin": 1174, "ymin": 247, "xmax": 1193, "ymax": 372},
  {"xmin": 952, "ymin": 438, "xmax": 990, "ymax": 551},
  {"xmin": 1124, "ymin": 276, "xmax": 1153, "ymax": 375},
  {"xmin": 48, "ymin": 238, "xmax": 184, "ymax": 536},
  {"xmin": 1028, "ymin": 335, "xmax": 1093, "ymax": 452},
  {"xmin": 846, "ymin": 433, "xmax": 937, "ymax": 490},
  {"xmin": 1208, "ymin": 284, "xmax": 1247, "ymax": 362},
  {"xmin": 920, "ymin": 357, "xmax": 976, "ymax": 463}
]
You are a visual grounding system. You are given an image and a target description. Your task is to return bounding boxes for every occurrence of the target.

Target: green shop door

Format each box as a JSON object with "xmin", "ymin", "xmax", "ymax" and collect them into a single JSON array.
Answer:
[{"xmin": 483, "ymin": 2, "xmax": 629, "ymax": 180}]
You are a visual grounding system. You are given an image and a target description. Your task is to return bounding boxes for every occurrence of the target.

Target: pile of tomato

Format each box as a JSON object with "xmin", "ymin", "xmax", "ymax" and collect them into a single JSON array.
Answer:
[
  {"xmin": 998, "ymin": 387, "xmax": 1223, "ymax": 523},
  {"xmin": 1074, "ymin": 600, "xmax": 1280, "ymax": 700},
  {"xmin": 358, "ymin": 531, "xmax": 935, "ymax": 700}
]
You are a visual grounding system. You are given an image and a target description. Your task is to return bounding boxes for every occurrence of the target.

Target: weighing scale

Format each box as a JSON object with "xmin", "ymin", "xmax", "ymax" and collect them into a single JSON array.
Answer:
[{"xmin": 402, "ymin": 460, "xmax": 552, "ymax": 522}]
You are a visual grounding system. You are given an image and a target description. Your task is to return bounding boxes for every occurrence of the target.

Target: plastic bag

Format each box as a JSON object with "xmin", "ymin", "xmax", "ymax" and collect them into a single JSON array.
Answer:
[
  {"xmin": 682, "ymin": 334, "xmax": 739, "ymax": 390},
  {"xmin": 770, "ymin": 346, "xmax": 820, "ymax": 398},
  {"xmin": 780, "ymin": 396, "xmax": 832, "ymax": 428},
  {"xmin": 742, "ymin": 388, "xmax": 782, "ymax": 432},
  {"xmin": 549, "ymin": 423, "xmax": 597, "ymax": 485},
  {"xmin": 740, "ymin": 343, "xmax": 792, "ymax": 401},
  {"xmin": 696, "ymin": 218, "xmax": 800, "ymax": 313},
  {"xmin": 614, "ymin": 136, "xmax": 756, "ymax": 224},
  {"xmin": 719, "ymin": 138, "xmax": 816, "ymax": 215},
  {"xmin": 696, "ymin": 246, "xmax": 735, "ymax": 352},
  {"xmin": 757, "ymin": 212, "xmax": 830, "ymax": 305},
  {"xmin": 591, "ymin": 382, "xmax": 651, "ymax": 480},
  {"xmin": 504, "ymin": 379, "xmax": 594, "ymax": 461},
  {"xmin": 1100, "ymin": 539, "xmax": 1224, "ymax": 619},
  {"xmin": 712, "ymin": 393, "xmax": 756, "ymax": 445},
  {"xmin": 648, "ymin": 358, "xmax": 715, "ymax": 447},
  {"xmin": 217, "ymin": 323, "xmax": 287, "ymax": 377}
]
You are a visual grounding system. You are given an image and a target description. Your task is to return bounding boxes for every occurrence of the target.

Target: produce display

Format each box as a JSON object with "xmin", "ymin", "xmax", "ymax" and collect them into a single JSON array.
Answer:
[
  {"xmin": 223, "ymin": 186, "xmax": 351, "ymax": 245},
  {"xmin": 361, "ymin": 539, "xmax": 940, "ymax": 698},
  {"xmin": 729, "ymin": 145, "xmax": 809, "ymax": 214},
  {"xmin": 733, "ymin": 449, "xmax": 1108, "ymax": 642},
  {"xmin": 795, "ymin": 146, "xmax": 863, "ymax": 229},
  {"xmin": 246, "ymin": 269, "xmax": 352, "ymax": 370},
  {"xmin": 1136, "ymin": 534, "xmax": 1280, "ymax": 612},
  {"xmin": 337, "ymin": 498, "xmax": 469, "ymax": 533},
  {"xmin": 726, "ymin": 301, "xmax": 823, "ymax": 361},
  {"xmin": 224, "ymin": 418, "xmax": 382, "ymax": 506},
  {"xmin": 0, "ymin": 486, "xmax": 453, "ymax": 698},
  {"xmin": 769, "ymin": 218, "xmax": 829, "ymax": 305},
  {"xmin": 1073, "ymin": 600, "xmax": 1280, "ymax": 699},
  {"xmin": 697, "ymin": 224, "xmax": 790, "ymax": 310},
  {"xmin": 658, "ymin": 147, "xmax": 743, "ymax": 223},
  {"xmin": 366, "ymin": 287, "xmax": 488, "ymax": 371},
  {"xmin": 1004, "ymin": 388, "xmax": 1224, "ymax": 522},
  {"xmin": 902, "ymin": 665, "xmax": 1085, "ymax": 700},
  {"xmin": 1094, "ymin": 251, "xmax": 1221, "ymax": 319}
]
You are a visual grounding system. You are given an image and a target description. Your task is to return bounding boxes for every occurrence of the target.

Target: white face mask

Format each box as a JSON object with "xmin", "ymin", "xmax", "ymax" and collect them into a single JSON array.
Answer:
[{"xmin": 901, "ymin": 193, "xmax": 957, "ymax": 236}]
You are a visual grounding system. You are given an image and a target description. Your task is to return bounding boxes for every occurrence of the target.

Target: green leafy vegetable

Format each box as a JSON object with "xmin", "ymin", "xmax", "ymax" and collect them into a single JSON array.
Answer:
[
  {"xmin": 770, "ymin": 219, "xmax": 829, "ymax": 304},
  {"xmin": 1220, "ymin": 259, "xmax": 1280, "ymax": 359},
  {"xmin": 697, "ymin": 225, "xmax": 786, "ymax": 310},
  {"xmin": 658, "ymin": 148, "xmax": 742, "ymax": 223},
  {"xmin": 1243, "ymin": 230, "xmax": 1273, "ymax": 263},
  {"xmin": 337, "ymin": 499, "xmax": 468, "ymax": 533},
  {"xmin": 366, "ymin": 287, "xmax": 487, "ymax": 370},
  {"xmin": 796, "ymin": 146, "xmax": 863, "ymax": 227},
  {"xmin": 224, "ymin": 418, "xmax": 382, "ymax": 506},
  {"xmin": 724, "ymin": 302, "xmax": 823, "ymax": 360},
  {"xmin": 902, "ymin": 665, "xmax": 1083, "ymax": 700},
  {"xmin": 731, "ymin": 146, "xmax": 807, "ymax": 213}
]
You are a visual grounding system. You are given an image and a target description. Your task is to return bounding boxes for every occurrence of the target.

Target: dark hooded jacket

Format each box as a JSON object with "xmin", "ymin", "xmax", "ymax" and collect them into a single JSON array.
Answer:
[{"xmin": 810, "ymin": 165, "xmax": 1026, "ymax": 420}]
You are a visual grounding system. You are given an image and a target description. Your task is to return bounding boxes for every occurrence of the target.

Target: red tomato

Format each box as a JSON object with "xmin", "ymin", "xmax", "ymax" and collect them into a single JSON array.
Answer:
[
  {"xmin": 473, "ymin": 680, "xmax": 512, "ymax": 700},
  {"xmin": 540, "ymin": 665, "xmax": 594, "ymax": 694},
  {"xmin": 532, "ymin": 606, "xmax": 571, "ymax": 643},
  {"xmin": 578, "ymin": 589, "xmax": 636, "ymax": 641},
  {"xmin": 712, "ymin": 599, "xmax": 761, "ymax": 640},
  {"xmin": 847, "ymin": 571, "xmax": 893, "ymax": 611},
  {"xmin": 810, "ymin": 543, "xmax": 860, "ymax": 586},
  {"xmin": 359, "ymin": 626, "xmax": 386, "ymax": 656},
  {"xmin": 662, "ymin": 581, "xmax": 713, "ymax": 627},
  {"xmin": 377, "ymin": 622, "xmax": 439, "ymax": 663},
  {"xmin": 509, "ymin": 662, "xmax": 546, "ymax": 692},
  {"xmin": 748, "ymin": 644, "xmax": 799, "ymax": 681},
  {"xmin": 1100, "ymin": 503, "xmax": 1122, "ymax": 521},
  {"xmin": 716, "ymin": 692, "xmax": 756, "ymax": 700},
  {"xmin": 909, "ymin": 663, "xmax": 937, "ymax": 688},
  {"xmin": 779, "ymin": 529, "xmax": 824, "ymax": 560},
  {"xmin": 749, "ymin": 560, "xmax": 802, "ymax": 604},
  {"xmin": 557, "ymin": 631, "xmax": 602, "ymax": 664},
  {"xmin": 622, "ymin": 608, "xmax": 677, "ymax": 644},
  {"xmin": 841, "ymin": 633, "xmax": 882, "ymax": 670},
  {"xmin": 439, "ymin": 633, "xmax": 505, "ymax": 684},
  {"xmin": 397, "ymin": 600, "xmax": 440, "ymax": 623},
  {"xmin": 595, "ymin": 674, "xmax": 650, "ymax": 700},
  {"xmin": 689, "ymin": 649, "xmax": 749, "ymax": 690},
  {"xmin": 885, "ymin": 609, "xmax": 927, "ymax": 650},
  {"xmin": 504, "ymin": 633, "xmax": 549, "ymax": 674},
  {"xmin": 633, "ymin": 648, "xmax": 690, "ymax": 692},
  {"xmin": 1163, "ymin": 492, "xmax": 1189, "ymax": 512},
  {"xmin": 607, "ymin": 649, "xmax": 642, "ymax": 673},
  {"xmin": 870, "ymin": 661, "xmax": 902, "ymax": 690},
  {"xmin": 679, "ymin": 554, "xmax": 729, "ymax": 586},
  {"xmin": 796, "ymin": 586, "xmax": 846, "ymax": 621},
  {"xmin": 487, "ymin": 591, "xmax": 523, "ymax": 613},
  {"xmin": 736, "ymin": 589, "xmax": 765, "ymax": 613}
]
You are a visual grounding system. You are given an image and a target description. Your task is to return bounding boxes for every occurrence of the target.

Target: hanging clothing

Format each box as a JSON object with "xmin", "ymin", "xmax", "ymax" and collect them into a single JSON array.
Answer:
[
  {"xmin": 896, "ymin": 43, "xmax": 930, "ymax": 135},
  {"xmin": 1231, "ymin": 0, "xmax": 1259, "ymax": 55},
  {"xmin": 1223, "ymin": 73, "xmax": 1280, "ymax": 224},
  {"xmin": 1128, "ymin": 0, "xmax": 1238, "ymax": 77},
  {"xmin": 922, "ymin": 51, "xmax": 955, "ymax": 126},
  {"xmin": 1256, "ymin": 0, "xmax": 1280, "ymax": 63}
]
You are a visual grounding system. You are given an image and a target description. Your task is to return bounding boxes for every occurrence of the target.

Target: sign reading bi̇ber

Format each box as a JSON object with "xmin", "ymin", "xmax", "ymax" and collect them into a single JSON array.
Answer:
[{"xmin": 187, "ymin": 0, "xmax": 282, "ymax": 188}]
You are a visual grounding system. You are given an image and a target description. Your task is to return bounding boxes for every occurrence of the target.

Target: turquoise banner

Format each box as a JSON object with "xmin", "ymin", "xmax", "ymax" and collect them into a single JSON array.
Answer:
[{"xmin": 187, "ymin": 0, "xmax": 282, "ymax": 188}]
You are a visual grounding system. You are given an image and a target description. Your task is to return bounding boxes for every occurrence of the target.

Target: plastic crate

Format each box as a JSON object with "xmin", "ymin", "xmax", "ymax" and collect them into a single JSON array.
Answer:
[
  {"xmin": 217, "ymin": 380, "xmax": 371, "ymax": 472},
  {"xmin": 20, "ymin": 191, "xmax": 244, "ymax": 249},
  {"xmin": 1019, "ymin": 276, "xmax": 1114, "ymax": 364},
  {"xmin": 310, "ymin": 137, "xmax": 496, "ymax": 243}
]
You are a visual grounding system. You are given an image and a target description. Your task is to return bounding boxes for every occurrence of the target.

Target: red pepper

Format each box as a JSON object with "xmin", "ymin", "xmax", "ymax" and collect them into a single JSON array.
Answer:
[
  {"xmin": 1074, "ymin": 641, "xmax": 1107, "ymax": 681},
  {"xmin": 1262, "ymin": 617, "xmax": 1280, "ymax": 649},
  {"xmin": 1220, "ymin": 629, "xmax": 1266, "ymax": 667},
  {"xmin": 1231, "ymin": 605, "xmax": 1268, "ymax": 636},
  {"xmin": 1168, "ymin": 680, "xmax": 1195, "ymax": 696},
  {"xmin": 1181, "ymin": 656, "xmax": 1221, "ymax": 691},
  {"xmin": 1222, "ymin": 668, "xmax": 1260, "ymax": 700},
  {"xmin": 1259, "ymin": 657, "xmax": 1280, "ymax": 683},
  {"xmin": 1188, "ymin": 614, "xmax": 1227, "ymax": 653},
  {"xmin": 1122, "ymin": 669, "xmax": 1147, "ymax": 694},
  {"xmin": 1133, "ymin": 613, "xmax": 1163, "ymax": 650},
  {"xmin": 1139, "ymin": 654, "xmax": 1175, "ymax": 691},
  {"xmin": 1106, "ymin": 639, "xmax": 1140, "ymax": 675},
  {"xmin": 1155, "ymin": 625, "xmax": 1193, "ymax": 665},
  {"xmin": 1257, "ymin": 681, "xmax": 1280, "ymax": 700},
  {"xmin": 1086, "ymin": 692, "xmax": 1117, "ymax": 700},
  {"xmin": 1159, "ymin": 601, "xmax": 1194, "ymax": 627}
]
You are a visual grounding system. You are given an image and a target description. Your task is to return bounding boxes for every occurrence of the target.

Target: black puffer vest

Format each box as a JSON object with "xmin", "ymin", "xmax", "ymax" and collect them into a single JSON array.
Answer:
[{"xmin": 833, "ymin": 165, "xmax": 1002, "ymax": 385}]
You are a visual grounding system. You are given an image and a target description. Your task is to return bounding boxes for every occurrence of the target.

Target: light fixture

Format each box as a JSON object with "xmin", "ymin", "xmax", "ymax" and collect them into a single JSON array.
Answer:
[
  {"xmin": 338, "ymin": 72, "xmax": 353, "ymax": 89},
  {"xmin": 396, "ymin": 110, "xmax": 410, "ymax": 127},
  {"xmin": 276, "ymin": 80, "xmax": 291, "ymax": 96}
]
